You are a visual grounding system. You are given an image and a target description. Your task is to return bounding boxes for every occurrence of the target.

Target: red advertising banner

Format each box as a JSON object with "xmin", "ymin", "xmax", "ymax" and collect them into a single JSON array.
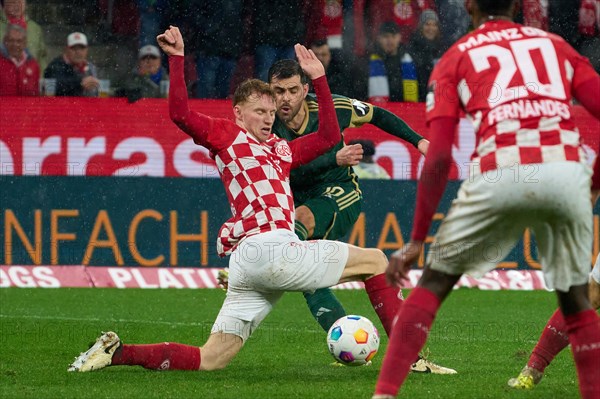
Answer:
[
  {"xmin": 1, "ymin": 98, "xmax": 598, "ymax": 180},
  {"xmin": 0, "ymin": 265, "xmax": 550, "ymax": 290}
]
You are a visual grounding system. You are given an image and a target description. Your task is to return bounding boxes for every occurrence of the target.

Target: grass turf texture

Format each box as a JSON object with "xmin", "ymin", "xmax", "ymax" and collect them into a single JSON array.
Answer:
[{"xmin": 0, "ymin": 288, "xmax": 581, "ymax": 398}]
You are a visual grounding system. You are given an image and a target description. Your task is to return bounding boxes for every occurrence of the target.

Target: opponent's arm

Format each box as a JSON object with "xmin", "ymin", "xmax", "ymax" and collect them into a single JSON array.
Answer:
[
  {"xmin": 290, "ymin": 45, "xmax": 341, "ymax": 168},
  {"xmin": 370, "ymin": 106, "xmax": 429, "ymax": 155},
  {"xmin": 293, "ymin": 142, "xmax": 363, "ymax": 174}
]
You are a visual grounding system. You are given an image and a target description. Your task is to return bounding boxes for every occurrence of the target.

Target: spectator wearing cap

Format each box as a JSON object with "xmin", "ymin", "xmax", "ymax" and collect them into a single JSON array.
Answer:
[
  {"xmin": 117, "ymin": 44, "xmax": 169, "ymax": 101},
  {"xmin": 0, "ymin": 0, "xmax": 47, "ymax": 70},
  {"xmin": 0, "ymin": 23, "xmax": 39, "ymax": 96},
  {"xmin": 368, "ymin": 21, "xmax": 419, "ymax": 103},
  {"xmin": 43, "ymin": 32, "xmax": 100, "ymax": 97},
  {"xmin": 407, "ymin": 9, "xmax": 444, "ymax": 102},
  {"xmin": 347, "ymin": 139, "xmax": 391, "ymax": 180}
]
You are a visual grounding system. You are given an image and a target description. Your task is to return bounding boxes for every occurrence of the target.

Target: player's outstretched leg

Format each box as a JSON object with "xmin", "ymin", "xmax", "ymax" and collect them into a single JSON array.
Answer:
[
  {"xmin": 68, "ymin": 331, "xmax": 203, "ymax": 372},
  {"xmin": 303, "ymin": 288, "xmax": 347, "ymax": 332},
  {"xmin": 68, "ymin": 331, "xmax": 122, "ymax": 372}
]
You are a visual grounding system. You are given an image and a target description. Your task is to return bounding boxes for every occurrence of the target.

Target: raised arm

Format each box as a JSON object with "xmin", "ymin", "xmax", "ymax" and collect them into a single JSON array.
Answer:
[
  {"xmin": 289, "ymin": 44, "xmax": 341, "ymax": 168},
  {"xmin": 157, "ymin": 26, "xmax": 215, "ymax": 147}
]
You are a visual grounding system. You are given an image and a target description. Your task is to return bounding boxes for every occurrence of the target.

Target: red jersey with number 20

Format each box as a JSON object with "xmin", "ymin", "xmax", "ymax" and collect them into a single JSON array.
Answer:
[{"xmin": 426, "ymin": 20, "xmax": 598, "ymax": 175}]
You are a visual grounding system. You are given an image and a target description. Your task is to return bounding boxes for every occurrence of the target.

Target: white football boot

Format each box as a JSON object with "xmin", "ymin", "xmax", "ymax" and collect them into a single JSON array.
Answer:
[
  {"xmin": 410, "ymin": 357, "xmax": 457, "ymax": 374},
  {"xmin": 68, "ymin": 331, "xmax": 121, "ymax": 372}
]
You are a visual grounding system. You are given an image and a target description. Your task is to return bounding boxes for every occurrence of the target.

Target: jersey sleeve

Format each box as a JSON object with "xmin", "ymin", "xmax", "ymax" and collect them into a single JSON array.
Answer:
[
  {"xmin": 331, "ymin": 96, "xmax": 375, "ymax": 128},
  {"xmin": 168, "ymin": 55, "xmax": 233, "ymax": 152},
  {"xmin": 425, "ymin": 49, "xmax": 461, "ymax": 125},
  {"xmin": 559, "ymin": 38, "xmax": 600, "ymax": 93}
]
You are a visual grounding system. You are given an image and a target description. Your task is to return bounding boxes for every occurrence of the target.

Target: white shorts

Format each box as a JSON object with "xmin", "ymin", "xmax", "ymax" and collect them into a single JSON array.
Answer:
[
  {"xmin": 427, "ymin": 162, "xmax": 593, "ymax": 292},
  {"xmin": 592, "ymin": 254, "xmax": 600, "ymax": 285},
  {"xmin": 211, "ymin": 229, "xmax": 349, "ymax": 340}
]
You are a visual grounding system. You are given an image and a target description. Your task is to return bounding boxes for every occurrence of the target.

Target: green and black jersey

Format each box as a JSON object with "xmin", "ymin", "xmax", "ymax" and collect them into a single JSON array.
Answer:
[{"xmin": 272, "ymin": 93, "xmax": 423, "ymax": 194}]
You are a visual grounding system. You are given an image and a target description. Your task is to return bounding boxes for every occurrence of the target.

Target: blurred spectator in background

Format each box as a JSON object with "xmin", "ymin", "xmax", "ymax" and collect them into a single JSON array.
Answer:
[
  {"xmin": 322, "ymin": 0, "xmax": 344, "ymax": 55},
  {"xmin": 98, "ymin": 0, "xmax": 139, "ymax": 40},
  {"xmin": 549, "ymin": 0, "xmax": 580, "ymax": 48},
  {"xmin": 348, "ymin": 139, "xmax": 391, "ymax": 179},
  {"xmin": 364, "ymin": 0, "xmax": 436, "ymax": 45},
  {"xmin": 187, "ymin": 0, "xmax": 243, "ymax": 99},
  {"xmin": 44, "ymin": 32, "xmax": 100, "ymax": 97},
  {"xmin": 137, "ymin": 0, "xmax": 166, "ymax": 46},
  {"xmin": 0, "ymin": 0, "xmax": 46, "ymax": 70},
  {"xmin": 310, "ymin": 39, "xmax": 349, "ymax": 95},
  {"xmin": 436, "ymin": 0, "xmax": 470, "ymax": 50},
  {"xmin": 117, "ymin": 44, "xmax": 168, "ymax": 101},
  {"xmin": 0, "ymin": 23, "xmax": 39, "ymax": 96},
  {"xmin": 407, "ymin": 10, "xmax": 443, "ymax": 102},
  {"xmin": 519, "ymin": 0, "xmax": 549, "ymax": 30},
  {"xmin": 578, "ymin": 0, "xmax": 600, "ymax": 73},
  {"xmin": 248, "ymin": 0, "xmax": 325, "ymax": 81},
  {"xmin": 368, "ymin": 21, "xmax": 418, "ymax": 103}
]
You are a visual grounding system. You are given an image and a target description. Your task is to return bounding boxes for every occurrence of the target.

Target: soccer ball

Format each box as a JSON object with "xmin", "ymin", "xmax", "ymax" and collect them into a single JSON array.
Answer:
[{"xmin": 326, "ymin": 315, "xmax": 380, "ymax": 366}]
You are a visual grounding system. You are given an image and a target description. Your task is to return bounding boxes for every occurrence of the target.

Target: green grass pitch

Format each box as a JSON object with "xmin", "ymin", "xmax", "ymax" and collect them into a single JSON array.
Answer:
[{"xmin": 0, "ymin": 288, "xmax": 581, "ymax": 398}]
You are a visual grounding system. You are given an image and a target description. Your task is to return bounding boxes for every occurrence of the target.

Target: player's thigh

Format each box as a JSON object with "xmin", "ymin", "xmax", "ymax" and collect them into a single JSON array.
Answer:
[
  {"xmin": 212, "ymin": 263, "xmax": 284, "ymax": 347},
  {"xmin": 338, "ymin": 245, "xmax": 387, "ymax": 283},
  {"xmin": 232, "ymin": 230, "xmax": 349, "ymax": 292},
  {"xmin": 427, "ymin": 177, "xmax": 524, "ymax": 276},
  {"xmin": 530, "ymin": 163, "xmax": 593, "ymax": 292},
  {"xmin": 301, "ymin": 185, "xmax": 362, "ymax": 240}
]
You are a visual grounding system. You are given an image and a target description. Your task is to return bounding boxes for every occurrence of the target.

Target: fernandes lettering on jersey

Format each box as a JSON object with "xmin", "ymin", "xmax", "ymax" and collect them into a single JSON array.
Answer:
[{"xmin": 426, "ymin": 20, "xmax": 597, "ymax": 175}]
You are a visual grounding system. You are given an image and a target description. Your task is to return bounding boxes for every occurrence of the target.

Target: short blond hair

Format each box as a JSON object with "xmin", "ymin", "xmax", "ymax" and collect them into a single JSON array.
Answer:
[{"xmin": 233, "ymin": 79, "xmax": 275, "ymax": 107}]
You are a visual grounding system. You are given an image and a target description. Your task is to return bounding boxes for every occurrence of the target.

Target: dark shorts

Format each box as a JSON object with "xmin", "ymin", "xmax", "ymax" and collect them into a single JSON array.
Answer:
[{"xmin": 296, "ymin": 183, "xmax": 362, "ymax": 240}]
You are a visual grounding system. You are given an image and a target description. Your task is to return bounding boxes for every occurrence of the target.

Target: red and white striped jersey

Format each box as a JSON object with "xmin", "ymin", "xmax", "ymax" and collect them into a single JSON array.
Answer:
[
  {"xmin": 426, "ymin": 20, "xmax": 598, "ymax": 175},
  {"xmin": 208, "ymin": 119, "xmax": 296, "ymax": 256},
  {"xmin": 168, "ymin": 56, "xmax": 340, "ymax": 256}
]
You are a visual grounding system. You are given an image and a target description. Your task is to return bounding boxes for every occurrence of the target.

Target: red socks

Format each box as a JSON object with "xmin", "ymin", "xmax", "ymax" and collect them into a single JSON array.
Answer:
[
  {"xmin": 364, "ymin": 274, "xmax": 404, "ymax": 337},
  {"xmin": 527, "ymin": 309, "xmax": 569, "ymax": 372},
  {"xmin": 374, "ymin": 287, "xmax": 441, "ymax": 396},
  {"xmin": 564, "ymin": 309, "xmax": 600, "ymax": 399},
  {"xmin": 112, "ymin": 342, "xmax": 201, "ymax": 370}
]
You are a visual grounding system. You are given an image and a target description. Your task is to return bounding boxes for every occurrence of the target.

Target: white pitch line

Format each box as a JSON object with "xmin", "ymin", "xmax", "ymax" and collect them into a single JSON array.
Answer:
[
  {"xmin": 0, "ymin": 314, "xmax": 320, "ymax": 333},
  {"xmin": 0, "ymin": 313, "xmax": 205, "ymax": 327}
]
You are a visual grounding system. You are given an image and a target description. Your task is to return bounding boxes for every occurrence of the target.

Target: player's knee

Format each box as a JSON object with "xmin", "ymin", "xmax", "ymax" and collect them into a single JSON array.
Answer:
[
  {"xmin": 367, "ymin": 248, "xmax": 388, "ymax": 276},
  {"xmin": 295, "ymin": 206, "xmax": 316, "ymax": 232},
  {"xmin": 589, "ymin": 281, "xmax": 600, "ymax": 309}
]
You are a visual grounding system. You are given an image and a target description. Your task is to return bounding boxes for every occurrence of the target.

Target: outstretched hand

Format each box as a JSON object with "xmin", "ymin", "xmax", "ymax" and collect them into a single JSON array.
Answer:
[
  {"xmin": 156, "ymin": 26, "xmax": 184, "ymax": 56},
  {"xmin": 294, "ymin": 43, "xmax": 325, "ymax": 80},
  {"xmin": 387, "ymin": 241, "xmax": 423, "ymax": 287},
  {"xmin": 336, "ymin": 144, "xmax": 364, "ymax": 167}
]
